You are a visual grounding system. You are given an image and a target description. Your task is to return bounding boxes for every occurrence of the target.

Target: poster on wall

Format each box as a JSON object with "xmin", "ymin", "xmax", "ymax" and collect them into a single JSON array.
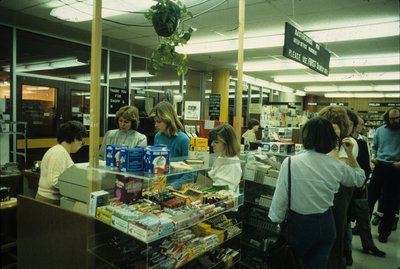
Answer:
[
  {"xmin": 209, "ymin": 94, "xmax": 221, "ymax": 120},
  {"xmin": 184, "ymin": 101, "xmax": 201, "ymax": 120},
  {"xmin": 108, "ymin": 87, "xmax": 129, "ymax": 115}
]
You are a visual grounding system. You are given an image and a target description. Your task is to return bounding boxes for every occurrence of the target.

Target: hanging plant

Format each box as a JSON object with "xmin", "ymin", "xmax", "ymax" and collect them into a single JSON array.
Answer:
[{"xmin": 144, "ymin": 0, "xmax": 193, "ymax": 75}]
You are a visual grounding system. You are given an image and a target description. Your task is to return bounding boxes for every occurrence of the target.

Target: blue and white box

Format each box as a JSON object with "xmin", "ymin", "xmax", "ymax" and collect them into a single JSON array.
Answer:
[
  {"xmin": 119, "ymin": 147, "xmax": 145, "ymax": 172},
  {"xmin": 144, "ymin": 146, "xmax": 170, "ymax": 174},
  {"xmin": 106, "ymin": 144, "xmax": 128, "ymax": 167}
]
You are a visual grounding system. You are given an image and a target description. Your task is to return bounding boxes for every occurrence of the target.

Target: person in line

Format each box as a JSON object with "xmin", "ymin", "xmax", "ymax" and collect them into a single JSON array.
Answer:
[
  {"xmin": 149, "ymin": 101, "xmax": 191, "ymax": 189},
  {"xmin": 319, "ymin": 106, "xmax": 355, "ymax": 269},
  {"xmin": 347, "ymin": 116, "xmax": 385, "ymax": 258},
  {"xmin": 242, "ymin": 118, "xmax": 260, "ymax": 147},
  {"xmin": 99, "ymin": 105, "xmax": 147, "ymax": 160},
  {"xmin": 368, "ymin": 107, "xmax": 400, "ymax": 243},
  {"xmin": 36, "ymin": 121, "xmax": 87, "ymax": 205},
  {"xmin": 208, "ymin": 123, "xmax": 242, "ymax": 192},
  {"xmin": 268, "ymin": 116, "xmax": 365, "ymax": 269}
]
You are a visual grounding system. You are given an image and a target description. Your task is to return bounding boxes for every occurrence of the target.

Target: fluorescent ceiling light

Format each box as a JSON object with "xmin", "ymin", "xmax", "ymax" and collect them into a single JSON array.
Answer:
[
  {"xmin": 324, "ymin": 93, "xmax": 399, "ymax": 98},
  {"xmin": 274, "ymin": 72, "xmax": 399, "ymax": 83},
  {"xmin": 25, "ymin": 87, "xmax": 50, "ymax": 91},
  {"xmin": 131, "ymin": 80, "xmax": 183, "ymax": 87},
  {"xmin": 305, "ymin": 85, "xmax": 400, "ymax": 92},
  {"xmin": 75, "ymin": 71, "xmax": 154, "ymax": 81},
  {"xmin": 295, "ymin": 90, "xmax": 306, "ymax": 96},
  {"xmin": 242, "ymin": 53, "xmax": 400, "ymax": 72},
  {"xmin": 232, "ymin": 74, "xmax": 293, "ymax": 93},
  {"xmin": 177, "ymin": 21, "xmax": 399, "ymax": 54},
  {"xmin": 4, "ymin": 57, "xmax": 88, "ymax": 72},
  {"xmin": 49, "ymin": 0, "xmax": 153, "ymax": 22}
]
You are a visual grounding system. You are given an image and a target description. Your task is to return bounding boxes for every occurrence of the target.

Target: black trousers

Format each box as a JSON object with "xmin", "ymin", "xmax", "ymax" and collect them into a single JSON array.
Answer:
[{"xmin": 368, "ymin": 162, "xmax": 400, "ymax": 238}]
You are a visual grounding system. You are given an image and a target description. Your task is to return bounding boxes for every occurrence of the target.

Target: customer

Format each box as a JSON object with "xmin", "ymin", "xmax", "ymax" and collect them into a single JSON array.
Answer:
[
  {"xmin": 346, "ymin": 116, "xmax": 385, "ymax": 262},
  {"xmin": 99, "ymin": 105, "xmax": 147, "ymax": 160},
  {"xmin": 319, "ymin": 106, "xmax": 355, "ymax": 269},
  {"xmin": 368, "ymin": 107, "xmax": 400, "ymax": 243},
  {"xmin": 242, "ymin": 118, "xmax": 260, "ymax": 146},
  {"xmin": 208, "ymin": 123, "xmax": 242, "ymax": 192},
  {"xmin": 36, "ymin": 121, "xmax": 87, "ymax": 205},
  {"xmin": 268, "ymin": 116, "xmax": 365, "ymax": 269}
]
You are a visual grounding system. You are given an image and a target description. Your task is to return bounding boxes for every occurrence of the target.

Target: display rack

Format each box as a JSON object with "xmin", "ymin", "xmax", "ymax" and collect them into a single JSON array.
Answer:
[
  {"xmin": 0, "ymin": 121, "xmax": 28, "ymax": 166},
  {"xmin": 58, "ymin": 159, "xmax": 244, "ymax": 269},
  {"xmin": 239, "ymin": 151, "xmax": 291, "ymax": 269}
]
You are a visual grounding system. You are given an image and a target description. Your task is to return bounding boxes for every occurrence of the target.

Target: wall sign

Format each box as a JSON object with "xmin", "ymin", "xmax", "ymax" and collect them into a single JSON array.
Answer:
[
  {"xmin": 283, "ymin": 22, "xmax": 331, "ymax": 76},
  {"xmin": 108, "ymin": 87, "xmax": 129, "ymax": 114},
  {"xmin": 369, "ymin": 102, "xmax": 400, "ymax": 107},
  {"xmin": 265, "ymin": 102, "xmax": 302, "ymax": 106},
  {"xmin": 307, "ymin": 102, "xmax": 348, "ymax": 106},
  {"xmin": 209, "ymin": 94, "xmax": 221, "ymax": 120},
  {"xmin": 184, "ymin": 101, "xmax": 201, "ymax": 120}
]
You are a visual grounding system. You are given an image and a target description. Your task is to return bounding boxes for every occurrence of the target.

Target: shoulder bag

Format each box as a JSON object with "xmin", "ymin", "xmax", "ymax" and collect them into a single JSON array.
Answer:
[{"xmin": 267, "ymin": 157, "xmax": 303, "ymax": 269}]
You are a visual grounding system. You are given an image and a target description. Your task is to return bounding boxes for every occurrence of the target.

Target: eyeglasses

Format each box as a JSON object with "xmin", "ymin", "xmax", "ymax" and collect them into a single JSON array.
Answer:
[{"xmin": 389, "ymin": 117, "xmax": 400, "ymax": 120}]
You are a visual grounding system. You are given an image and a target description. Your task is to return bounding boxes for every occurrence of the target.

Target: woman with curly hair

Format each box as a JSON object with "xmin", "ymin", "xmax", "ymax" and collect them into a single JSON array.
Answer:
[{"xmin": 99, "ymin": 105, "xmax": 147, "ymax": 160}]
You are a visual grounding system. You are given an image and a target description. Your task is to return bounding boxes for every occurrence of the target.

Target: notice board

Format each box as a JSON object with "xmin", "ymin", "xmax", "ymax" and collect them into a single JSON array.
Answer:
[
  {"xmin": 108, "ymin": 87, "xmax": 129, "ymax": 114},
  {"xmin": 209, "ymin": 94, "xmax": 221, "ymax": 120},
  {"xmin": 283, "ymin": 22, "xmax": 331, "ymax": 76}
]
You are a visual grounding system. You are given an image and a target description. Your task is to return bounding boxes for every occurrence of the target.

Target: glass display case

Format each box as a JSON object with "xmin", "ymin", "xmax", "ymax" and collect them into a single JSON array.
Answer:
[{"xmin": 58, "ymin": 157, "xmax": 243, "ymax": 269}]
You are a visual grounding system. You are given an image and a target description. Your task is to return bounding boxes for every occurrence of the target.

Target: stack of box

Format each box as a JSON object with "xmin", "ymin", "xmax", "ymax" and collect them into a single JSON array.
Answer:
[{"xmin": 188, "ymin": 137, "xmax": 209, "ymax": 166}]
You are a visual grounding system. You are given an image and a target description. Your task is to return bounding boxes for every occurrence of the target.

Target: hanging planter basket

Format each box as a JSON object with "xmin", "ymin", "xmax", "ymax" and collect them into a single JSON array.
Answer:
[
  {"xmin": 144, "ymin": 0, "xmax": 193, "ymax": 75},
  {"xmin": 151, "ymin": 1, "xmax": 181, "ymax": 37}
]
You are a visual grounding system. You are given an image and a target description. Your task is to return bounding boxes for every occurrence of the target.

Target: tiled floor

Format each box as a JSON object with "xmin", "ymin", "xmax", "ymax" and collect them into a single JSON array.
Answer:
[{"xmin": 350, "ymin": 222, "xmax": 400, "ymax": 269}]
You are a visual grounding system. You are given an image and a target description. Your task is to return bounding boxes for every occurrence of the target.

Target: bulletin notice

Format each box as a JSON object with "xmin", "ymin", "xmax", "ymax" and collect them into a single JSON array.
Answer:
[{"xmin": 283, "ymin": 22, "xmax": 331, "ymax": 76}]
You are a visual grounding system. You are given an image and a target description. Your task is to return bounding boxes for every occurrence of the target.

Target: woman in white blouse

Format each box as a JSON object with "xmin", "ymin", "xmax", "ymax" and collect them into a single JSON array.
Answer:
[
  {"xmin": 268, "ymin": 117, "xmax": 365, "ymax": 269},
  {"xmin": 208, "ymin": 123, "xmax": 242, "ymax": 192}
]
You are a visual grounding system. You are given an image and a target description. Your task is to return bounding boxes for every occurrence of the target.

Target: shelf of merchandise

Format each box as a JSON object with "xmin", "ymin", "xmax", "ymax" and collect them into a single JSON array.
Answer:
[
  {"xmin": 80, "ymin": 159, "xmax": 243, "ymax": 269},
  {"xmin": 88, "ymin": 217, "xmax": 242, "ymax": 269},
  {"xmin": 240, "ymin": 151, "xmax": 288, "ymax": 269}
]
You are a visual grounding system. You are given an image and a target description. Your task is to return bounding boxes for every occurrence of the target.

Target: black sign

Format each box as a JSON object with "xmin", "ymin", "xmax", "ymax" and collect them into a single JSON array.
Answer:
[
  {"xmin": 369, "ymin": 102, "xmax": 400, "ymax": 107},
  {"xmin": 307, "ymin": 102, "xmax": 348, "ymax": 106},
  {"xmin": 265, "ymin": 102, "xmax": 302, "ymax": 106},
  {"xmin": 283, "ymin": 22, "xmax": 331, "ymax": 76},
  {"xmin": 358, "ymin": 110, "xmax": 385, "ymax": 114},
  {"xmin": 109, "ymin": 87, "xmax": 129, "ymax": 114},
  {"xmin": 209, "ymin": 94, "xmax": 221, "ymax": 120}
]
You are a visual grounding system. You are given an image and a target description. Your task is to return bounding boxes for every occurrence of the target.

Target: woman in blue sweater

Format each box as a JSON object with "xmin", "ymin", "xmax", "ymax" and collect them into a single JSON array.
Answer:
[
  {"xmin": 149, "ymin": 101, "xmax": 190, "ymax": 157},
  {"xmin": 150, "ymin": 101, "xmax": 191, "ymax": 189}
]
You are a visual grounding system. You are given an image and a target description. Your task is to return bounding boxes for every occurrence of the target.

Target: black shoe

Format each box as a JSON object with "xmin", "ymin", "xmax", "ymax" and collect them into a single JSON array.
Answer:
[
  {"xmin": 372, "ymin": 213, "xmax": 382, "ymax": 226},
  {"xmin": 392, "ymin": 217, "xmax": 399, "ymax": 231},
  {"xmin": 378, "ymin": 234, "xmax": 388, "ymax": 243},
  {"xmin": 352, "ymin": 227, "xmax": 360, "ymax": 236},
  {"xmin": 345, "ymin": 251, "xmax": 353, "ymax": 266},
  {"xmin": 362, "ymin": 246, "xmax": 386, "ymax": 257}
]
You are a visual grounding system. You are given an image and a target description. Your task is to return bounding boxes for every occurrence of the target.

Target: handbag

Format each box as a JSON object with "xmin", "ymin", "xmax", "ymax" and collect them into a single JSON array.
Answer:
[{"xmin": 267, "ymin": 157, "xmax": 303, "ymax": 269}]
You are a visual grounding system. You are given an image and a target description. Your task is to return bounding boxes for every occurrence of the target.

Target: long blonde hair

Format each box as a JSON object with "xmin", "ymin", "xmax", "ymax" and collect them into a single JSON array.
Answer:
[{"xmin": 150, "ymin": 101, "xmax": 184, "ymax": 137}]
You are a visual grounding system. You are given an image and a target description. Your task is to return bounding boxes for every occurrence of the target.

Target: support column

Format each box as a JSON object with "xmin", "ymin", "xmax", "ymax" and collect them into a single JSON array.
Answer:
[{"xmin": 211, "ymin": 70, "xmax": 230, "ymax": 122}]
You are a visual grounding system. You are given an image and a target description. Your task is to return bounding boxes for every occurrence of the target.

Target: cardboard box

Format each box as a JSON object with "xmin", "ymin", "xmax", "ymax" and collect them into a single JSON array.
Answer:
[{"xmin": 89, "ymin": 190, "xmax": 109, "ymax": 217}]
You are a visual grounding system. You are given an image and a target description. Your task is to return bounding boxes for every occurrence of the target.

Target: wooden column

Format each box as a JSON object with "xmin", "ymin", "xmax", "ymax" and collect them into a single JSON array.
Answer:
[
  {"xmin": 89, "ymin": 0, "xmax": 102, "ymax": 196},
  {"xmin": 235, "ymin": 0, "xmax": 245, "ymax": 143}
]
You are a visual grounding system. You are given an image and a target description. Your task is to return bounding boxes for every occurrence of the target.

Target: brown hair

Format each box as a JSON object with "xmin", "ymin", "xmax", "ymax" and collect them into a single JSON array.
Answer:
[
  {"xmin": 319, "ymin": 106, "xmax": 351, "ymax": 139},
  {"xmin": 149, "ymin": 101, "xmax": 184, "ymax": 137},
  {"xmin": 114, "ymin": 105, "xmax": 140, "ymax": 130},
  {"xmin": 209, "ymin": 123, "xmax": 240, "ymax": 157}
]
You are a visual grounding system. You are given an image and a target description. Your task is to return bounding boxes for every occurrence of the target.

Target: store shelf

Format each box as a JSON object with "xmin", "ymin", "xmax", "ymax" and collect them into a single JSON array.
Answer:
[
  {"xmin": 244, "ymin": 199, "xmax": 269, "ymax": 210},
  {"xmin": 94, "ymin": 199, "xmax": 241, "ymax": 244}
]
